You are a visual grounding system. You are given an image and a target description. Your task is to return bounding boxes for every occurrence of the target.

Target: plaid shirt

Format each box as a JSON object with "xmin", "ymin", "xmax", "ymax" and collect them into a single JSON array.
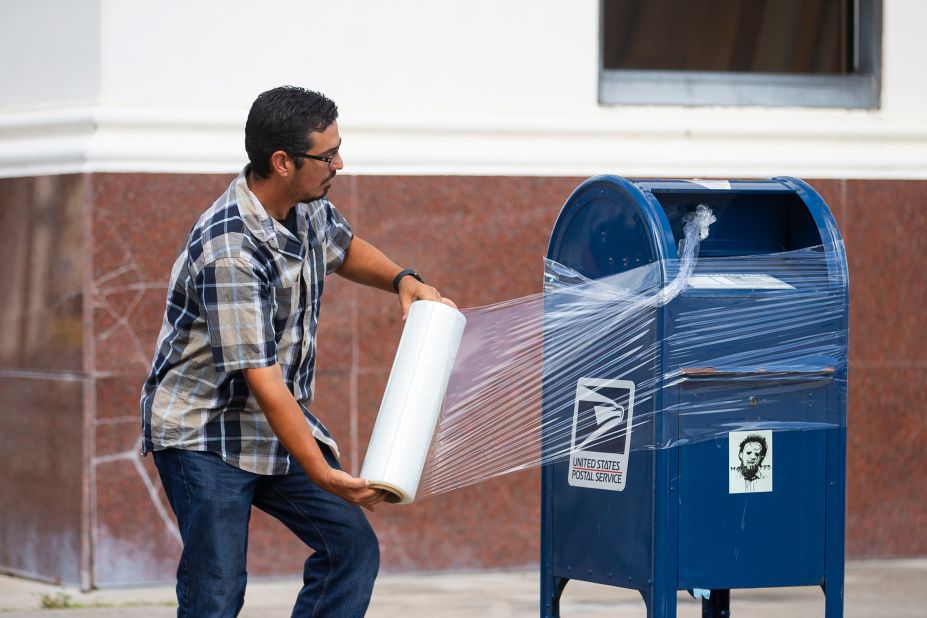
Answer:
[{"xmin": 140, "ymin": 168, "xmax": 353, "ymax": 474}]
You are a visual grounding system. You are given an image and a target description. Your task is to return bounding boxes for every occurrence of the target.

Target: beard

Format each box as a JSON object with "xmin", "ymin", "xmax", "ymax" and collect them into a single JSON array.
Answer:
[
  {"xmin": 299, "ymin": 190, "xmax": 327, "ymax": 203},
  {"xmin": 298, "ymin": 173, "xmax": 335, "ymax": 203}
]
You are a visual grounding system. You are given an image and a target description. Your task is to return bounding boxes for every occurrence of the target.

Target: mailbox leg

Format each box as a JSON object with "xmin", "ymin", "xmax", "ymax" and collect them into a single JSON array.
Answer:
[
  {"xmin": 700, "ymin": 589, "xmax": 730, "ymax": 618},
  {"xmin": 823, "ymin": 574, "xmax": 845, "ymax": 617},
  {"xmin": 541, "ymin": 576, "xmax": 568, "ymax": 618},
  {"xmin": 637, "ymin": 588, "xmax": 656, "ymax": 618},
  {"xmin": 823, "ymin": 425, "xmax": 846, "ymax": 618},
  {"xmin": 648, "ymin": 582, "xmax": 678, "ymax": 617}
]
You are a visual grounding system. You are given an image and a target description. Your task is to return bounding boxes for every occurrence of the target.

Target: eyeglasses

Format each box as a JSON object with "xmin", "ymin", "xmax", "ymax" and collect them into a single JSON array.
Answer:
[{"xmin": 291, "ymin": 150, "xmax": 339, "ymax": 167}]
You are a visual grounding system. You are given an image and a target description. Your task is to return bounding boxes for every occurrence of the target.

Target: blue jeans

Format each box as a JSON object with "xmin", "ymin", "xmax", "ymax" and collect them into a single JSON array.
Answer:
[{"xmin": 153, "ymin": 445, "xmax": 380, "ymax": 618}]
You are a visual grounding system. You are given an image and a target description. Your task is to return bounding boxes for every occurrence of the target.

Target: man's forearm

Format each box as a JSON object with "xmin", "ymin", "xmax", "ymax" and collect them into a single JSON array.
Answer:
[
  {"xmin": 242, "ymin": 365, "xmax": 330, "ymax": 481},
  {"xmin": 336, "ymin": 236, "xmax": 403, "ymax": 292},
  {"xmin": 336, "ymin": 235, "xmax": 450, "ymax": 320},
  {"xmin": 242, "ymin": 364, "xmax": 385, "ymax": 508}
]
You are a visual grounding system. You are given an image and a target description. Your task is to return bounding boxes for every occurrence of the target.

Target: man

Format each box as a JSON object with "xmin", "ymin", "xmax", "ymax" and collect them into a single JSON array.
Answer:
[{"xmin": 140, "ymin": 86, "xmax": 451, "ymax": 617}]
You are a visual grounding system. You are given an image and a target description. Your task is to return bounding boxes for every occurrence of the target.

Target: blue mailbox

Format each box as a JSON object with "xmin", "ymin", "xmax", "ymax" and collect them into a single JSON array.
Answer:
[{"xmin": 540, "ymin": 176, "xmax": 848, "ymax": 617}]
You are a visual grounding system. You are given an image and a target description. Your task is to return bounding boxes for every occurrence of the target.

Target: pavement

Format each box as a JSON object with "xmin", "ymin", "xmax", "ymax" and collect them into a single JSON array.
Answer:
[{"xmin": 1, "ymin": 559, "xmax": 925, "ymax": 617}]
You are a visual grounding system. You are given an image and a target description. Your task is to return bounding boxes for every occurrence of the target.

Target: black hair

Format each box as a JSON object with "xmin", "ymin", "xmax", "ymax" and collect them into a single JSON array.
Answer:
[
  {"xmin": 245, "ymin": 86, "xmax": 339, "ymax": 179},
  {"xmin": 738, "ymin": 434, "xmax": 768, "ymax": 460}
]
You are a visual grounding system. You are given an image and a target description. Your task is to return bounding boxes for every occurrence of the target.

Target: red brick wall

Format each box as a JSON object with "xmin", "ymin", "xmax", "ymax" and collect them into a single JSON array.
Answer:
[{"xmin": 1, "ymin": 173, "xmax": 924, "ymax": 586}]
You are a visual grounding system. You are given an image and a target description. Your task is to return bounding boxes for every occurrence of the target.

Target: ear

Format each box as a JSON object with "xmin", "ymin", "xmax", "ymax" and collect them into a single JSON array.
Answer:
[{"xmin": 269, "ymin": 150, "xmax": 292, "ymax": 177}]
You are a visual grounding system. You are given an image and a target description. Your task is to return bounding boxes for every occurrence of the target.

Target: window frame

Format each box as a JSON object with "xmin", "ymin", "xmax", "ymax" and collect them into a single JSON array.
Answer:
[{"xmin": 598, "ymin": 0, "xmax": 882, "ymax": 109}]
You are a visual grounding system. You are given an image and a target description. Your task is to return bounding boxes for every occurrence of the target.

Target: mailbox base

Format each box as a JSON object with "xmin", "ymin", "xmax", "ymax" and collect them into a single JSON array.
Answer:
[{"xmin": 540, "ymin": 579, "xmax": 843, "ymax": 617}]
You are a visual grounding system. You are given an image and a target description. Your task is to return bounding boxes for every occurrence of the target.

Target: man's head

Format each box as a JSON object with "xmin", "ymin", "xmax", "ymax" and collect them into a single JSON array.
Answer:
[
  {"xmin": 738, "ymin": 434, "xmax": 768, "ymax": 478},
  {"xmin": 245, "ymin": 86, "xmax": 343, "ymax": 202}
]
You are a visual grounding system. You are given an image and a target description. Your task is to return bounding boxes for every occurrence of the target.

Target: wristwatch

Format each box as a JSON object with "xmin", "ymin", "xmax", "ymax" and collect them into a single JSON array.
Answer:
[{"xmin": 392, "ymin": 268, "xmax": 424, "ymax": 292}]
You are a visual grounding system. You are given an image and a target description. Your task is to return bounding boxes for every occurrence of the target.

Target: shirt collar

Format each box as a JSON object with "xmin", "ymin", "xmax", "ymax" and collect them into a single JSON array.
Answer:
[
  {"xmin": 234, "ymin": 165, "xmax": 280, "ymax": 249},
  {"xmin": 234, "ymin": 165, "xmax": 307, "ymax": 261}
]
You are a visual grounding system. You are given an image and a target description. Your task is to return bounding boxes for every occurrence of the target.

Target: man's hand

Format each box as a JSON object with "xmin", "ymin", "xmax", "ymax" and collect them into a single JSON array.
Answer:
[
  {"xmin": 321, "ymin": 468, "xmax": 389, "ymax": 510},
  {"xmin": 397, "ymin": 276, "xmax": 458, "ymax": 320}
]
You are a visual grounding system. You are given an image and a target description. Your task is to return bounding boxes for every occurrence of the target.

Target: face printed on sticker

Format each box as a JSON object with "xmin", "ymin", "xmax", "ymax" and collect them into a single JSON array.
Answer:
[
  {"xmin": 737, "ymin": 436, "xmax": 767, "ymax": 481},
  {"xmin": 740, "ymin": 442, "xmax": 763, "ymax": 468}
]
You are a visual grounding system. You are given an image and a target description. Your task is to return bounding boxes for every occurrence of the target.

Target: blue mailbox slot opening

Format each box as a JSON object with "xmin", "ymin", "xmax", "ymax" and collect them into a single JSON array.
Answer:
[{"xmin": 655, "ymin": 190, "xmax": 824, "ymax": 257}]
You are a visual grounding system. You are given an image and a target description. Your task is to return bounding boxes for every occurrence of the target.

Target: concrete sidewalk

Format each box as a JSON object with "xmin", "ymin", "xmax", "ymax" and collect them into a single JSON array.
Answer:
[{"xmin": 1, "ymin": 560, "xmax": 924, "ymax": 617}]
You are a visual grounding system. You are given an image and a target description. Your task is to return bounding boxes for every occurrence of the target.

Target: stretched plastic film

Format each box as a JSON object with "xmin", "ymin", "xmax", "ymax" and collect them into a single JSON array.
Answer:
[{"xmin": 370, "ymin": 206, "xmax": 846, "ymax": 501}]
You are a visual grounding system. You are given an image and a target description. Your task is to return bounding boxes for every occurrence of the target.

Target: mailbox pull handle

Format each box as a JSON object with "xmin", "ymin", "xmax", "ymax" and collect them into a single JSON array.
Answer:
[{"xmin": 680, "ymin": 366, "xmax": 834, "ymax": 379}]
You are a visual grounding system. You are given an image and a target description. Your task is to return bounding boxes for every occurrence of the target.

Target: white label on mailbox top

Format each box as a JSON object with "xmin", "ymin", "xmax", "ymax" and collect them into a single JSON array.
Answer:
[
  {"xmin": 688, "ymin": 179, "xmax": 732, "ymax": 190},
  {"xmin": 568, "ymin": 378, "xmax": 635, "ymax": 492},
  {"xmin": 688, "ymin": 273, "xmax": 795, "ymax": 290}
]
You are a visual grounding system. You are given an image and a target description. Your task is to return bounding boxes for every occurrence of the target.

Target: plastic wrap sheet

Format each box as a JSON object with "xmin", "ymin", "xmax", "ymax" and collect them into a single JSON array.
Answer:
[{"xmin": 385, "ymin": 206, "xmax": 847, "ymax": 500}]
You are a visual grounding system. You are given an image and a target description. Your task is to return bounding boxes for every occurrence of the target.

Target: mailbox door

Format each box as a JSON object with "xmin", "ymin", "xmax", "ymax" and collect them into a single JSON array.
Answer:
[{"xmin": 675, "ymin": 389, "xmax": 829, "ymax": 589}]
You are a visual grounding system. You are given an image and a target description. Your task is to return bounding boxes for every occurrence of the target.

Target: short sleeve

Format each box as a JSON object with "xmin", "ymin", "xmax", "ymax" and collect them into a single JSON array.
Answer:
[
  {"xmin": 196, "ymin": 256, "xmax": 277, "ymax": 372},
  {"xmin": 322, "ymin": 201, "xmax": 354, "ymax": 274}
]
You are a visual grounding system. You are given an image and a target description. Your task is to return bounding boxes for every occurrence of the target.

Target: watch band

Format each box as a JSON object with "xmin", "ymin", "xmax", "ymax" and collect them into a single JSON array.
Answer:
[{"xmin": 392, "ymin": 268, "xmax": 424, "ymax": 292}]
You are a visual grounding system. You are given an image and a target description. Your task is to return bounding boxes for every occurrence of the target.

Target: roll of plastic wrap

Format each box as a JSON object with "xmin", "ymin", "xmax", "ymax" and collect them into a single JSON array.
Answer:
[{"xmin": 360, "ymin": 300, "xmax": 467, "ymax": 504}]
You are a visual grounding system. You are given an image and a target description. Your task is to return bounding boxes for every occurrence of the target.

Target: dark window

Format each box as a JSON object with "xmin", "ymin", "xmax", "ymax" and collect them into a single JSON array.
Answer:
[{"xmin": 599, "ymin": 0, "xmax": 880, "ymax": 108}]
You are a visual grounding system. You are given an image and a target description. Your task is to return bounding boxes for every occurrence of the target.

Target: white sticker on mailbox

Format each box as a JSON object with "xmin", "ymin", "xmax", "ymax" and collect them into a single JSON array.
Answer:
[
  {"xmin": 568, "ymin": 378, "xmax": 635, "ymax": 492},
  {"xmin": 688, "ymin": 179, "xmax": 732, "ymax": 190},
  {"xmin": 688, "ymin": 273, "xmax": 795, "ymax": 290},
  {"xmin": 729, "ymin": 430, "xmax": 773, "ymax": 494}
]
